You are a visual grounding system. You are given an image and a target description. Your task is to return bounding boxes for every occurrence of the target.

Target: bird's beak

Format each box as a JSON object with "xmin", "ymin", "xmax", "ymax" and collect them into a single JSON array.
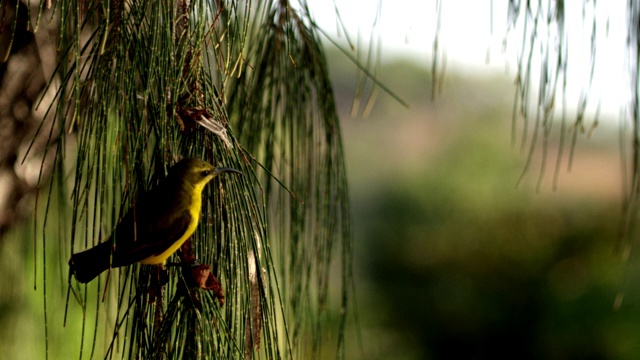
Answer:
[{"xmin": 214, "ymin": 167, "xmax": 242, "ymax": 176}]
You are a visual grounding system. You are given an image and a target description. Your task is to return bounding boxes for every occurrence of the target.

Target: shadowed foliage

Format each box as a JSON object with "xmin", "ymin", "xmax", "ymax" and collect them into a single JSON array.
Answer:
[{"xmin": 1, "ymin": 0, "xmax": 353, "ymax": 358}]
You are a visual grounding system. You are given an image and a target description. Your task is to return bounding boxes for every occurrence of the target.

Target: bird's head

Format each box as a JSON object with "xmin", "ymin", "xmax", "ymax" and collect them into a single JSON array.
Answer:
[{"xmin": 171, "ymin": 158, "xmax": 241, "ymax": 189}]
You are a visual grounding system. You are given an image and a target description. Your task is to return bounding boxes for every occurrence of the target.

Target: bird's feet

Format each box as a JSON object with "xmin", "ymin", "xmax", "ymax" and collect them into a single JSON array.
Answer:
[{"xmin": 147, "ymin": 265, "xmax": 169, "ymax": 302}]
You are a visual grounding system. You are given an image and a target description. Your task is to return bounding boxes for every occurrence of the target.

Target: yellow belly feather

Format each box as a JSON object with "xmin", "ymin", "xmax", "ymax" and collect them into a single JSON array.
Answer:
[{"xmin": 140, "ymin": 182, "xmax": 205, "ymax": 265}]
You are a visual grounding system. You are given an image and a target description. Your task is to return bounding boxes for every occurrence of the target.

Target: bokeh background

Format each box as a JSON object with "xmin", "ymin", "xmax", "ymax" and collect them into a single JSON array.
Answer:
[{"xmin": 329, "ymin": 54, "xmax": 640, "ymax": 359}]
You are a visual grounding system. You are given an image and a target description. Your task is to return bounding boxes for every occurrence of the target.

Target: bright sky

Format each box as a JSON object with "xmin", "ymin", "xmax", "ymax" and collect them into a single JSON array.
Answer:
[{"xmin": 304, "ymin": 0, "xmax": 628, "ymax": 120}]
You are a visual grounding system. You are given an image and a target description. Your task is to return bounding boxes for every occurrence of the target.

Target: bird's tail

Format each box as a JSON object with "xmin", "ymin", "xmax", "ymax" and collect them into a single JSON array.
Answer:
[{"xmin": 69, "ymin": 241, "xmax": 113, "ymax": 283}]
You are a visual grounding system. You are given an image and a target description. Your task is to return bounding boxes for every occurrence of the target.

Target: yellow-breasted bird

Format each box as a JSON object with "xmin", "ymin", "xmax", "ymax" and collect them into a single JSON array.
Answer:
[{"xmin": 69, "ymin": 158, "xmax": 240, "ymax": 283}]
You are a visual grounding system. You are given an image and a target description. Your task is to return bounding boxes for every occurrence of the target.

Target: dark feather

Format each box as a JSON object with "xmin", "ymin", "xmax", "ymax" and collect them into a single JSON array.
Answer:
[{"xmin": 70, "ymin": 170, "xmax": 195, "ymax": 283}]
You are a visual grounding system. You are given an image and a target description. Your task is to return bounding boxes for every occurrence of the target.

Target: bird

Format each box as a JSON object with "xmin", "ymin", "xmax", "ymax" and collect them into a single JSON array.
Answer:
[{"xmin": 69, "ymin": 157, "xmax": 241, "ymax": 283}]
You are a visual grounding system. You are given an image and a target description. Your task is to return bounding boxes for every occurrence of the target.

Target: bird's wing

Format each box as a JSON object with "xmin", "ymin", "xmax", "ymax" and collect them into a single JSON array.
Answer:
[{"xmin": 110, "ymin": 203, "xmax": 192, "ymax": 266}]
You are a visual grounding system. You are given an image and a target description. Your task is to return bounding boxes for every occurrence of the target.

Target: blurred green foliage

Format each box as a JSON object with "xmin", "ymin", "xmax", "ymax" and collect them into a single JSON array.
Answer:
[{"xmin": 333, "ymin": 54, "xmax": 640, "ymax": 359}]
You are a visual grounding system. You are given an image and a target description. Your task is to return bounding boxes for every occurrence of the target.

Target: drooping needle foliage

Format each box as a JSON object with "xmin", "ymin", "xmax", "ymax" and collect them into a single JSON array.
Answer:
[{"xmin": 1, "ymin": 0, "xmax": 353, "ymax": 358}]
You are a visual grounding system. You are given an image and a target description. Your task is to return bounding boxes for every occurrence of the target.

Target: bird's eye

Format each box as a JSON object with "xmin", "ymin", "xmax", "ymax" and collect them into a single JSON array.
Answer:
[{"xmin": 201, "ymin": 170, "xmax": 212, "ymax": 177}]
